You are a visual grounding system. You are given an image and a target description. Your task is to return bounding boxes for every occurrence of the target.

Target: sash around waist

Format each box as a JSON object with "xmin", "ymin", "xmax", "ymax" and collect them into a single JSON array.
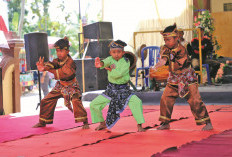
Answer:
[
  {"xmin": 108, "ymin": 82, "xmax": 128, "ymax": 89},
  {"xmin": 60, "ymin": 77, "xmax": 77, "ymax": 86}
]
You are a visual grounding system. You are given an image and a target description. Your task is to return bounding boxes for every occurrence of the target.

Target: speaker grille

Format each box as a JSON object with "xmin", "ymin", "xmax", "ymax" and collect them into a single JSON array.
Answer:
[
  {"xmin": 85, "ymin": 40, "xmax": 112, "ymax": 58},
  {"xmin": 83, "ymin": 22, "xmax": 113, "ymax": 39},
  {"xmin": 24, "ymin": 33, "xmax": 49, "ymax": 70},
  {"xmin": 74, "ymin": 59, "xmax": 108, "ymax": 92}
]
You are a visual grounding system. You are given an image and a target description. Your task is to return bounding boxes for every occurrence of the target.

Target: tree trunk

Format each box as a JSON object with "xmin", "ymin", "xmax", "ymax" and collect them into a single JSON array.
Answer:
[{"xmin": 18, "ymin": 0, "xmax": 25, "ymax": 38}]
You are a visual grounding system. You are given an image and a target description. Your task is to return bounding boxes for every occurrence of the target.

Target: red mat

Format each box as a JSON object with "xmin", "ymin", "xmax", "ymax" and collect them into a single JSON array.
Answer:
[
  {"xmin": 42, "ymin": 107, "xmax": 232, "ymax": 157},
  {"xmin": 155, "ymin": 129, "xmax": 232, "ymax": 157},
  {"xmin": 0, "ymin": 107, "xmax": 156, "ymax": 143},
  {"xmin": 0, "ymin": 105, "xmax": 231, "ymax": 157}
]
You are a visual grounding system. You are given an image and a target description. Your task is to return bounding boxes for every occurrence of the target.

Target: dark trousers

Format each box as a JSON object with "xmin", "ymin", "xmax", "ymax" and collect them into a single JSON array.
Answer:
[{"xmin": 205, "ymin": 59, "xmax": 220, "ymax": 79}]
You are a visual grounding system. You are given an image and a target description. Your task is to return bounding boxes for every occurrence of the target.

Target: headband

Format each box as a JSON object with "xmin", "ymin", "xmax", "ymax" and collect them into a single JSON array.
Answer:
[
  {"xmin": 109, "ymin": 41, "xmax": 125, "ymax": 50},
  {"xmin": 161, "ymin": 28, "xmax": 178, "ymax": 38}
]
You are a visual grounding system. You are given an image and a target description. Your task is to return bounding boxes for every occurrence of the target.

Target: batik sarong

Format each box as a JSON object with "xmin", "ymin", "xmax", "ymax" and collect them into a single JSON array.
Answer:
[
  {"xmin": 102, "ymin": 83, "xmax": 133, "ymax": 129},
  {"xmin": 167, "ymin": 68, "xmax": 198, "ymax": 98},
  {"xmin": 52, "ymin": 81, "xmax": 82, "ymax": 112}
]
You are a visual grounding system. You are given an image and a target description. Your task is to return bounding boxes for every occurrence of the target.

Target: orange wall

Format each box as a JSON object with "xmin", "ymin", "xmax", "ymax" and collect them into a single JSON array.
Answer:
[{"xmin": 212, "ymin": 11, "xmax": 232, "ymax": 57}]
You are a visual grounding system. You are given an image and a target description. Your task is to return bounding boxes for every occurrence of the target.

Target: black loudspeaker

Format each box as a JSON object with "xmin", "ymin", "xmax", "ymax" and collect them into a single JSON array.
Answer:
[
  {"xmin": 83, "ymin": 22, "xmax": 113, "ymax": 39},
  {"xmin": 85, "ymin": 40, "xmax": 112, "ymax": 58},
  {"xmin": 74, "ymin": 59, "xmax": 108, "ymax": 92},
  {"xmin": 24, "ymin": 32, "xmax": 49, "ymax": 70}
]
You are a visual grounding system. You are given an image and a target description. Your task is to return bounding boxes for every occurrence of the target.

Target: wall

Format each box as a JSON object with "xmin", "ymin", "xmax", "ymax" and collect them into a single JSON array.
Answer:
[
  {"xmin": 211, "ymin": 0, "xmax": 232, "ymax": 12},
  {"xmin": 211, "ymin": 11, "xmax": 232, "ymax": 57}
]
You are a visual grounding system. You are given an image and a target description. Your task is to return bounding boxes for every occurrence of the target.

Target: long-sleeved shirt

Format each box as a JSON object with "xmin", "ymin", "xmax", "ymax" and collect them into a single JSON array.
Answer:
[
  {"xmin": 161, "ymin": 44, "xmax": 191, "ymax": 73},
  {"xmin": 44, "ymin": 55, "xmax": 76, "ymax": 81},
  {"xmin": 101, "ymin": 56, "xmax": 130, "ymax": 85}
]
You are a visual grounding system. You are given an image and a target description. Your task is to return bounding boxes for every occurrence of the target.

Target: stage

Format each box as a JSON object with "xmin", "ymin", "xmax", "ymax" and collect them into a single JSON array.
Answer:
[{"xmin": 1, "ymin": 104, "xmax": 232, "ymax": 157}]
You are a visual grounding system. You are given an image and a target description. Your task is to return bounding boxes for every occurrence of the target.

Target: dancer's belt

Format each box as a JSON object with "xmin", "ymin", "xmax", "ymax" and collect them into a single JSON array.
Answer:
[
  {"xmin": 60, "ymin": 77, "xmax": 77, "ymax": 86},
  {"xmin": 172, "ymin": 67, "xmax": 191, "ymax": 74},
  {"xmin": 108, "ymin": 82, "xmax": 128, "ymax": 89}
]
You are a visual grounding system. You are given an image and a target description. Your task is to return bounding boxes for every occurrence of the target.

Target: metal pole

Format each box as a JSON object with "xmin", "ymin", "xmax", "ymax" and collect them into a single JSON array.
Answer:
[
  {"xmin": 78, "ymin": 33, "xmax": 81, "ymax": 58},
  {"xmin": 36, "ymin": 70, "xmax": 42, "ymax": 110},
  {"xmin": 198, "ymin": 28, "xmax": 203, "ymax": 84}
]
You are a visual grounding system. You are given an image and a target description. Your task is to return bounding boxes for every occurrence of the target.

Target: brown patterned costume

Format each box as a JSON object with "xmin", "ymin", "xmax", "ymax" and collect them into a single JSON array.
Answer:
[
  {"xmin": 39, "ymin": 55, "xmax": 88, "ymax": 124},
  {"xmin": 159, "ymin": 44, "xmax": 211, "ymax": 125}
]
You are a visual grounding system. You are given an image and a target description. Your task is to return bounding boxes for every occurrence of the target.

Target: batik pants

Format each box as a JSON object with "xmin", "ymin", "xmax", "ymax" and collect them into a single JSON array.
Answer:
[
  {"xmin": 159, "ymin": 83, "xmax": 211, "ymax": 125},
  {"xmin": 39, "ymin": 90, "xmax": 88, "ymax": 124}
]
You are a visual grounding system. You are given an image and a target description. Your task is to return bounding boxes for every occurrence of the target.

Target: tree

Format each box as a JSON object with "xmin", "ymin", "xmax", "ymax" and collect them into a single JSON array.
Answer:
[
  {"xmin": 7, "ymin": 0, "xmax": 103, "ymax": 55},
  {"xmin": 29, "ymin": 0, "xmax": 51, "ymax": 32},
  {"xmin": 18, "ymin": 0, "xmax": 25, "ymax": 37},
  {"xmin": 8, "ymin": 0, "xmax": 24, "ymax": 33}
]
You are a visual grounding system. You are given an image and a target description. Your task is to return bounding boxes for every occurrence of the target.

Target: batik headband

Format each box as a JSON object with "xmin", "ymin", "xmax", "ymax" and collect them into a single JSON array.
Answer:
[
  {"xmin": 54, "ymin": 36, "xmax": 69, "ymax": 50},
  {"xmin": 161, "ymin": 28, "xmax": 178, "ymax": 38},
  {"xmin": 108, "ymin": 41, "xmax": 124, "ymax": 49},
  {"xmin": 54, "ymin": 46, "xmax": 68, "ymax": 50}
]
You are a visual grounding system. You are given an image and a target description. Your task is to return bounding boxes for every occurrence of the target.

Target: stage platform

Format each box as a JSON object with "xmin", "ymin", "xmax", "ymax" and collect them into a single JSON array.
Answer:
[
  {"xmin": 82, "ymin": 83, "xmax": 232, "ymax": 104},
  {"xmin": 1, "ymin": 104, "xmax": 232, "ymax": 157}
]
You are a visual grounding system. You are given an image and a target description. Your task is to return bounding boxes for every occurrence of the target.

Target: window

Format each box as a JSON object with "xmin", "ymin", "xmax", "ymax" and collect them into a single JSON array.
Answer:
[{"xmin": 224, "ymin": 3, "xmax": 232, "ymax": 11}]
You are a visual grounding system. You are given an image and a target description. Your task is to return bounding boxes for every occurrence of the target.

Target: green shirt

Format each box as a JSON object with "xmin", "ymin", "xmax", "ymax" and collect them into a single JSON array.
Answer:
[{"xmin": 101, "ymin": 56, "xmax": 130, "ymax": 84}]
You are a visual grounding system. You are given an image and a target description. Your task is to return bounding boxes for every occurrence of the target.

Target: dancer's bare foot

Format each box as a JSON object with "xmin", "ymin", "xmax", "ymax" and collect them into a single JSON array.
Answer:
[
  {"xmin": 137, "ymin": 124, "xmax": 145, "ymax": 132},
  {"xmin": 202, "ymin": 122, "xmax": 213, "ymax": 131},
  {"xmin": 95, "ymin": 121, "xmax": 107, "ymax": 131},
  {"xmin": 32, "ymin": 122, "xmax": 46, "ymax": 128},
  {"xmin": 157, "ymin": 123, "xmax": 170, "ymax": 130},
  {"xmin": 82, "ymin": 121, "xmax": 90, "ymax": 129}
]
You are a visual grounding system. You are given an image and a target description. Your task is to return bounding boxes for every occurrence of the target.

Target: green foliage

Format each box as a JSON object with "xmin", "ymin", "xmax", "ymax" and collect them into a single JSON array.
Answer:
[
  {"xmin": 12, "ymin": 12, "xmax": 19, "ymax": 31},
  {"xmin": 7, "ymin": 0, "xmax": 21, "ymax": 31},
  {"xmin": 7, "ymin": 0, "xmax": 103, "ymax": 56}
]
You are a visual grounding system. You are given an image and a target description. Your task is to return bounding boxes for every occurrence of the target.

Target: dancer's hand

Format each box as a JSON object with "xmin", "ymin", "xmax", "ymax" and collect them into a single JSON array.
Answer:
[
  {"xmin": 36, "ymin": 57, "xmax": 45, "ymax": 71},
  {"xmin": 150, "ymin": 66, "xmax": 157, "ymax": 72},
  {"xmin": 105, "ymin": 67, "xmax": 112, "ymax": 71},
  {"xmin": 95, "ymin": 57, "xmax": 102, "ymax": 68}
]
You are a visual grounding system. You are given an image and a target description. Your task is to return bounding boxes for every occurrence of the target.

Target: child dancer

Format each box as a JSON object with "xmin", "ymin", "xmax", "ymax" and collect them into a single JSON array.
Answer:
[
  {"xmin": 153, "ymin": 24, "xmax": 213, "ymax": 131},
  {"xmin": 90, "ymin": 40, "xmax": 145, "ymax": 132},
  {"xmin": 33, "ymin": 37, "xmax": 89, "ymax": 129}
]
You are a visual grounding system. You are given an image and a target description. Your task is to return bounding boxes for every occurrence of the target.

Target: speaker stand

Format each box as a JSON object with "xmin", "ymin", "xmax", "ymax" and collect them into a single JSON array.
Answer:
[
  {"xmin": 141, "ymin": 71, "xmax": 145, "ymax": 91},
  {"xmin": 36, "ymin": 70, "xmax": 42, "ymax": 110}
]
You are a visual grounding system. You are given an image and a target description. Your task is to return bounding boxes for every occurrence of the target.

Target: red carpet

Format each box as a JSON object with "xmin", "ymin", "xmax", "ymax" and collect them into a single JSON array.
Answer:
[
  {"xmin": 0, "ymin": 105, "xmax": 232, "ymax": 157},
  {"xmin": 154, "ymin": 129, "xmax": 232, "ymax": 157},
  {"xmin": 0, "ymin": 107, "xmax": 156, "ymax": 143}
]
